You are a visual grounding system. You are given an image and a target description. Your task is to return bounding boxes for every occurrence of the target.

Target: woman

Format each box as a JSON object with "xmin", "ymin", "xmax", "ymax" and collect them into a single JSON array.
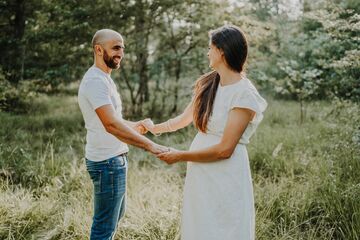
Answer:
[{"xmin": 143, "ymin": 25, "xmax": 267, "ymax": 240}]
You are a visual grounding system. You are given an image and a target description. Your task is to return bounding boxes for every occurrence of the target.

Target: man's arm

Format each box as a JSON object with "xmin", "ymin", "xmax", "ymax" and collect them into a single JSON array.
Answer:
[
  {"xmin": 123, "ymin": 119, "xmax": 136, "ymax": 128},
  {"xmin": 95, "ymin": 104, "xmax": 166, "ymax": 154}
]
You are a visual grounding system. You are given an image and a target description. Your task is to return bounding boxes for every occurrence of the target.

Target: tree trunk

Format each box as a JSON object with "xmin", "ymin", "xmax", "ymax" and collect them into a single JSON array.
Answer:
[
  {"xmin": 134, "ymin": 0, "xmax": 150, "ymax": 114},
  {"xmin": 300, "ymin": 98, "xmax": 304, "ymax": 124},
  {"xmin": 137, "ymin": 51, "xmax": 149, "ymax": 104},
  {"xmin": 20, "ymin": 44, "xmax": 25, "ymax": 81},
  {"xmin": 9, "ymin": 0, "xmax": 26, "ymax": 83},
  {"xmin": 14, "ymin": 0, "xmax": 26, "ymax": 40},
  {"xmin": 171, "ymin": 59, "xmax": 182, "ymax": 114}
]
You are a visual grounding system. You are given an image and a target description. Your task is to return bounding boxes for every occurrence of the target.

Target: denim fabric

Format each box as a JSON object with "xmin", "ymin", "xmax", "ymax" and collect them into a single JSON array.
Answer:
[{"xmin": 86, "ymin": 154, "xmax": 128, "ymax": 240}]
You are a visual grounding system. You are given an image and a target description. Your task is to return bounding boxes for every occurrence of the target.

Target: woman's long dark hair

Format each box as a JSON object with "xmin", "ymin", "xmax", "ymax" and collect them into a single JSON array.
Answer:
[{"xmin": 193, "ymin": 25, "xmax": 248, "ymax": 133}]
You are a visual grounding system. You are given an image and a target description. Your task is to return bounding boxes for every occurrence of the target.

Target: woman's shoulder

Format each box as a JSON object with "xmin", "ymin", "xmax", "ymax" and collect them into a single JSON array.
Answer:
[
  {"xmin": 230, "ymin": 77, "xmax": 268, "ymax": 113},
  {"xmin": 231, "ymin": 77, "xmax": 258, "ymax": 95}
]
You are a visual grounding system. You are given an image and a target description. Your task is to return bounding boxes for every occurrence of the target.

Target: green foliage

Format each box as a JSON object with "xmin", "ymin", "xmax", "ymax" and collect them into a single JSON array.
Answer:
[
  {"xmin": 272, "ymin": 1, "xmax": 360, "ymax": 102},
  {"xmin": 0, "ymin": 69, "xmax": 37, "ymax": 113},
  {"xmin": 2, "ymin": 0, "xmax": 359, "ymax": 115}
]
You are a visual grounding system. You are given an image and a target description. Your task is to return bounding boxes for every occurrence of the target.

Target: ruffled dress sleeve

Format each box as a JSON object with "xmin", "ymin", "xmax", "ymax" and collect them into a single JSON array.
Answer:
[{"xmin": 229, "ymin": 87, "xmax": 268, "ymax": 123}]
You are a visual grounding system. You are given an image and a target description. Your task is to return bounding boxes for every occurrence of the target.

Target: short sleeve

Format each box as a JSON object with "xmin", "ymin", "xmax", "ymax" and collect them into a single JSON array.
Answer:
[
  {"xmin": 83, "ymin": 78, "xmax": 112, "ymax": 110},
  {"xmin": 229, "ymin": 90, "xmax": 268, "ymax": 123}
]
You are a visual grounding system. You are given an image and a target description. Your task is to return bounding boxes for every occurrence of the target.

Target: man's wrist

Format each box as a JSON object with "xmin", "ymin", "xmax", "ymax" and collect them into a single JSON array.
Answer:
[
  {"xmin": 123, "ymin": 119, "xmax": 135, "ymax": 128},
  {"xmin": 132, "ymin": 120, "xmax": 140, "ymax": 128},
  {"xmin": 144, "ymin": 141, "xmax": 154, "ymax": 152}
]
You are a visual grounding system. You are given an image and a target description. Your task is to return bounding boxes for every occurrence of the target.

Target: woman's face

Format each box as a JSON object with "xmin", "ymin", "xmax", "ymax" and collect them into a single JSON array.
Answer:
[{"xmin": 207, "ymin": 42, "xmax": 223, "ymax": 70}]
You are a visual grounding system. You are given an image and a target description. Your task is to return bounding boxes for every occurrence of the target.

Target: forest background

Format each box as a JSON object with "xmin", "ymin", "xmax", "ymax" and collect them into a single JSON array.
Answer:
[{"xmin": 0, "ymin": 0, "xmax": 359, "ymax": 239}]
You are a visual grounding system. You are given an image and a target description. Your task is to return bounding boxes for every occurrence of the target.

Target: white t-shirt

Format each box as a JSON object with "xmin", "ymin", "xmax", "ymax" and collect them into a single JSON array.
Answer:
[{"xmin": 78, "ymin": 65, "xmax": 129, "ymax": 161}]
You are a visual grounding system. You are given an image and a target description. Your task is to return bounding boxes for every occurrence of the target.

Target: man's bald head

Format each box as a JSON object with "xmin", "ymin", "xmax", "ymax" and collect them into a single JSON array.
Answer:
[{"xmin": 92, "ymin": 29, "xmax": 123, "ymax": 49}]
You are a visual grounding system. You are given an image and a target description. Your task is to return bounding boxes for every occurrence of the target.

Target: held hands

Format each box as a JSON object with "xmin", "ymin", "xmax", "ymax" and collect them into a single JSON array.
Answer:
[
  {"xmin": 134, "ymin": 118, "xmax": 157, "ymax": 135},
  {"xmin": 148, "ymin": 143, "xmax": 169, "ymax": 155},
  {"xmin": 148, "ymin": 143, "xmax": 182, "ymax": 164},
  {"xmin": 138, "ymin": 118, "xmax": 182, "ymax": 164},
  {"xmin": 140, "ymin": 118, "xmax": 158, "ymax": 135},
  {"xmin": 134, "ymin": 121, "xmax": 148, "ymax": 135},
  {"xmin": 157, "ymin": 147, "xmax": 182, "ymax": 164}
]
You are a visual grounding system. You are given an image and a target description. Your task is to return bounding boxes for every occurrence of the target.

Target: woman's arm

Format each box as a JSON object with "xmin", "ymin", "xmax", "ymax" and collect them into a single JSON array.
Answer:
[
  {"xmin": 145, "ymin": 101, "xmax": 194, "ymax": 134},
  {"xmin": 157, "ymin": 107, "xmax": 254, "ymax": 164},
  {"xmin": 123, "ymin": 119, "xmax": 147, "ymax": 134}
]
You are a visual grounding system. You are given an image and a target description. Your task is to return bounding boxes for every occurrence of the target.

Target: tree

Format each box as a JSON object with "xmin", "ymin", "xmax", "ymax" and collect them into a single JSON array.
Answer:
[
  {"xmin": 0, "ymin": 0, "xmax": 42, "ymax": 83},
  {"xmin": 154, "ymin": 0, "xmax": 226, "ymax": 114},
  {"xmin": 274, "ymin": 0, "xmax": 360, "ymax": 102}
]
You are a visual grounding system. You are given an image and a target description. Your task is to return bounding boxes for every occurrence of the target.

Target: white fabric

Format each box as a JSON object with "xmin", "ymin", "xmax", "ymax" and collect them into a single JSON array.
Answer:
[
  {"xmin": 78, "ymin": 65, "xmax": 128, "ymax": 161},
  {"xmin": 181, "ymin": 77, "xmax": 267, "ymax": 240}
]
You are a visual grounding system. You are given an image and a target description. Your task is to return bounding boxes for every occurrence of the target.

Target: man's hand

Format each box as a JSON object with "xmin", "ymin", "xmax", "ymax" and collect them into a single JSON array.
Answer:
[
  {"xmin": 134, "ymin": 121, "xmax": 148, "ymax": 135},
  {"xmin": 141, "ymin": 118, "xmax": 156, "ymax": 134},
  {"xmin": 157, "ymin": 147, "xmax": 182, "ymax": 164},
  {"xmin": 148, "ymin": 143, "xmax": 169, "ymax": 155}
]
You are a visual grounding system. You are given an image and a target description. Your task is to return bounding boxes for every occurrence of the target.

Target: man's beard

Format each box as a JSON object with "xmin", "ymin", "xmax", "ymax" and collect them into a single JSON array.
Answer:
[{"xmin": 103, "ymin": 50, "xmax": 120, "ymax": 69}]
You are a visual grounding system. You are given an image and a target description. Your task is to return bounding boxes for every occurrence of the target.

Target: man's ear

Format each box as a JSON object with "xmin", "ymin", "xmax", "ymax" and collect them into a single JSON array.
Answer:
[{"xmin": 94, "ymin": 45, "xmax": 103, "ymax": 56}]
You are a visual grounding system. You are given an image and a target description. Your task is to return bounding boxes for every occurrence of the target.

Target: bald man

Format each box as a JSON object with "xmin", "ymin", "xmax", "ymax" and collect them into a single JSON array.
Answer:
[{"xmin": 78, "ymin": 29, "xmax": 168, "ymax": 240}]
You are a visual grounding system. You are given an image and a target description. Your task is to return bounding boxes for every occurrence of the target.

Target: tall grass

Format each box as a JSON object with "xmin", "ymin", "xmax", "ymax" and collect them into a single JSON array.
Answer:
[{"xmin": 0, "ymin": 95, "xmax": 359, "ymax": 239}]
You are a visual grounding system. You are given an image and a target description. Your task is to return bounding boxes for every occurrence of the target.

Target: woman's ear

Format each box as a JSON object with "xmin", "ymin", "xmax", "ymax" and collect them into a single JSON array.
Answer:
[
  {"xmin": 220, "ymin": 49, "xmax": 225, "ymax": 60},
  {"xmin": 217, "ymin": 48, "xmax": 224, "ymax": 57}
]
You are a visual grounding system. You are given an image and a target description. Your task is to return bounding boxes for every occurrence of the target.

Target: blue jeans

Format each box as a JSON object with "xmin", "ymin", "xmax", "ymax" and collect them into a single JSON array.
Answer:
[{"xmin": 86, "ymin": 154, "xmax": 128, "ymax": 240}]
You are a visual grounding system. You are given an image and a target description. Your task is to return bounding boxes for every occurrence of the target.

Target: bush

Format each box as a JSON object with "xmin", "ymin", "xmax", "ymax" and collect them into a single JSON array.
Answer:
[{"xmin": 0, "ymin": 69, "xmax": 37, "ymax": 114}]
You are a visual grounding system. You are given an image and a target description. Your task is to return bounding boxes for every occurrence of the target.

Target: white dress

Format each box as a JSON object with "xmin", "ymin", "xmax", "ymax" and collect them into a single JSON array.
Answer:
[{"xmin": 181, "ymin": 78, "xmax": 267, "ymax": 240}]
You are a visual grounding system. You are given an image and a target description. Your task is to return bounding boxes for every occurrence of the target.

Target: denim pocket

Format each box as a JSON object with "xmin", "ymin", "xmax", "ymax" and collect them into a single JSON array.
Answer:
[
  {"xmin": 109, "ymin": 155, "xmax": 127, "ymax": 169},
  {"xmin": 88, "ymin": 170, "xmax": 102, "ymax": 193}
]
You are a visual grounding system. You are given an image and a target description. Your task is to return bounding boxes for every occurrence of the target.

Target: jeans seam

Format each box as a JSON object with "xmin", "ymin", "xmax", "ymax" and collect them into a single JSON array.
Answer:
[
  {"xmin": 99, "ymin": 170, "xmax": 102, "ymax": 193},
  {"xmin": 111, "ymin": 171, "xmax": 114, "ymax": 197}
]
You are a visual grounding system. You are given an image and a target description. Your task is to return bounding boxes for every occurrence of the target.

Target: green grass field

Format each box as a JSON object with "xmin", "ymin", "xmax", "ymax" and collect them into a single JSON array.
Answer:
[{"xmin": 0, "ymin": 94, "xmax": 359, "ymax": 240}]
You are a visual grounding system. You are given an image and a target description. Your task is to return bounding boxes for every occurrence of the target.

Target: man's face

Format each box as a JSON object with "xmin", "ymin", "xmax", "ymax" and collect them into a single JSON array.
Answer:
[{"xmin": 101, "ymin": 39, "xmax": 125, "ymax": 69}]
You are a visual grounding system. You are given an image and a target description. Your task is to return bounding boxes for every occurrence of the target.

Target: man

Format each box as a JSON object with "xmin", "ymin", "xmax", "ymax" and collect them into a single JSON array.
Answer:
[{"xmin": 78, "ymin": 29, "xmax": 167, "ymax": 240}]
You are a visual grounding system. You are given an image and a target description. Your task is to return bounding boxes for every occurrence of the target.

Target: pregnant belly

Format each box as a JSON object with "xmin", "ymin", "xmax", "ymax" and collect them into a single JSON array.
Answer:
[
  {"xmin": 190, "ymin": 132, "xmax": 223, "ymax": 151},
  {"xmin": 189, "ymin": 132, "xmax": 248, "ymax": 162},
  {"xmin": 187, "ymin": 132, "xmax": 252, "ymax": 188}
]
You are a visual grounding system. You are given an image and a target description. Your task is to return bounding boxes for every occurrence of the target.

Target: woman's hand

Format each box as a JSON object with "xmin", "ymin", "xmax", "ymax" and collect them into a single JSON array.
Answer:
[
  {"xmin": 157, "ymin": 148, "xmax": 183, "ymax": 164},
  {"xmin": 141, "ymin": 118, "xmax": 157, "ymax": 135},
  {"xmin": 134, "ymin": 120, "xmax": 148, "ymax": 134}
]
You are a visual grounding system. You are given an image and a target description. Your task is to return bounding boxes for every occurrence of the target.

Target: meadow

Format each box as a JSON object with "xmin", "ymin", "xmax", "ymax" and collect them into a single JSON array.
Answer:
[{"xmin": 0, "ymin": 94, "xmax": 359, "ymax": 240}]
